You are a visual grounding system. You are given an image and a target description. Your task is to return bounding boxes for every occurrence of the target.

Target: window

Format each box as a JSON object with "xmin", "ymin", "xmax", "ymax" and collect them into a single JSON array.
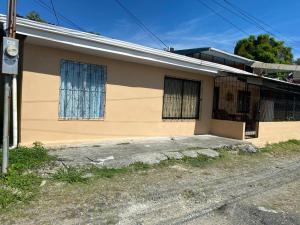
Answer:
[
  {"xmin": 237, "ymin": 91, "xmax": 250, "ymax": 113},
  {"xmin": 162, "ymin": 77, "xmax": 201, "ymax": 119},
  {"xmin": 213, "ymin": 87, "xmax": 220, "ymax": 111},
  {"xmin": 59, "ymin": 60, "xmax": 106, "ymax": 119}
]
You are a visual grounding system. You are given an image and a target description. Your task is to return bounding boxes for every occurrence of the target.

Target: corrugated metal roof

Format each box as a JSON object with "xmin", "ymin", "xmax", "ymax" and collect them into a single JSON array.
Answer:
[
  {"xmin": 174, "ymin": 47, "xmax": 255, "ymax": 65},
  {"xmin": 252, "ymin": 62, "xmax": 300, "ymax": 72}
]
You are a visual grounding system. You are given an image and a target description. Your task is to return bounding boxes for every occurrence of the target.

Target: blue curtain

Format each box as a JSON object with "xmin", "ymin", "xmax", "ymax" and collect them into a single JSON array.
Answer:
[{"xmin": 59, "ymin": 60, "xmax": 106, "ymax": 119}]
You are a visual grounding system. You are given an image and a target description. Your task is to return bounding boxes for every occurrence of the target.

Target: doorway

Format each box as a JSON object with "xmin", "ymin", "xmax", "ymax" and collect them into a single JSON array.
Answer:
[{"xmin": 244, "ymin": 83, "xmax": 260, "ymax": 138}]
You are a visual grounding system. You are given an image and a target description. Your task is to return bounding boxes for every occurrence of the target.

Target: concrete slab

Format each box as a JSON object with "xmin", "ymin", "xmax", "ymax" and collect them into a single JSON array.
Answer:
[
  {"xmin": 181, "ymin": 150, "xmax": 198, "ymax": 158},
  {"xmin": 50, "ymin": 135, "xmax": 245, "ymax": 168},
  {"xmin": 163, "ymin": 151, "xmax": 184, "ymax": 160},
  {"xmin": 131, "ymin": 152, "xmax": 168, "ymax": 165},
  {"xmin": 196, "ymin": 149, "xmax": 220, "ymax": 158}
]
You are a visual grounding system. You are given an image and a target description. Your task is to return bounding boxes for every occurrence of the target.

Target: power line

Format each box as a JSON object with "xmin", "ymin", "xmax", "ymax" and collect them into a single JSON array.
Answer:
[
  {"xmin": 33, "ymin": 0, "xmax": 85, "ymax": 31},
  {"xmin": 195, "ymin": 0, "xmax": 249, "ymax": 36},
  {"xmin": 199, "ymin": 0, "xmax": 300, "ymax": 54},
  {"xmin": 223, "ymin": 0, "xmax": 300, "ymax": 49},
  {"xmin": 49, "ymin": 0, "xmax": 59, "ymax": 25},
  {"xmin": 114, "ymin": 0, "xmax": 168, "ymax": 49},
  {"xmin": 223, "ymin": 0, "xmax": 275, "ymax": 32},
  {"xmin": 210, "ymin": 0, "xmax": 276, "ymax": 37}
]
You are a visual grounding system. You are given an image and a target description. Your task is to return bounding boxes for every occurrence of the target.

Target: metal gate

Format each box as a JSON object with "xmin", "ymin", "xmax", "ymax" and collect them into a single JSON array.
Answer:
[
  {"xmin": 213, "ymin": 75, "xmax": 260, "ymax": 139},
  {"xmin": 244, "ymin": 83, "xmax": 260, "ymax": 138}
]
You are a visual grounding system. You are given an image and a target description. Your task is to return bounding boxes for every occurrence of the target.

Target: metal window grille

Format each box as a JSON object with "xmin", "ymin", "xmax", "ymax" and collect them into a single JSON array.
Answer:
[
  {"xmin": 213, "ymin": 75, "xmax": 248, "ymax": 121},
  {"xmin": 237, "ymin": 91, "xmax": 251, "ymax": 113},
  {"xmin": 260, "ymin": 88, "xmax": 300, "ymax": 122},
  {"xmin": 162, "ymin": 77, "xmax": 201, "ymax": 119},
  {"xmin": 213, "ymin": 75, "xmax": 300, "ymax": 122},
  {"xmin": 59, "ymin": 60, "xmax": 107, "ymax": 120}
]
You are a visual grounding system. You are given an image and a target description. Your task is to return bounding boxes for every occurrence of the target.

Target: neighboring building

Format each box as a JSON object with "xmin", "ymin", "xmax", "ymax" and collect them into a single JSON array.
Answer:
[
  {"xmin": 175, "ymin": 47, "xmax": 300, "ymax": 82},
  {"xmin": 174, "ymin": 47, "xmax": 255, "ymax": 72},
  {"xmin": 0, "ymin": 15, "xmax": 300, "ymax": 147}
]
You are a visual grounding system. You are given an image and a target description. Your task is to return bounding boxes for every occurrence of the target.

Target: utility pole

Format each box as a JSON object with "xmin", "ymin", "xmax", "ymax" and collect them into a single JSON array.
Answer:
[{"xmin": 2, "ymin": 0, "xmax": 18, "ymax": 174}]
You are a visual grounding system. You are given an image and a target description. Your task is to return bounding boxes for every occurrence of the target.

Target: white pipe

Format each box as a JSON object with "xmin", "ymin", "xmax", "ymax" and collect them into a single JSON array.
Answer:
[{"xmin": 12, "ymin": 74, "xmax": 17, "ymax": 148}]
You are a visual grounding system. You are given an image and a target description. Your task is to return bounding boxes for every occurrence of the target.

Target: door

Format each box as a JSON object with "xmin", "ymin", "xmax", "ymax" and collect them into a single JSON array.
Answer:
[{"xmin": 244, "ymin": 84, "xmax": 260, "ymax": 138}]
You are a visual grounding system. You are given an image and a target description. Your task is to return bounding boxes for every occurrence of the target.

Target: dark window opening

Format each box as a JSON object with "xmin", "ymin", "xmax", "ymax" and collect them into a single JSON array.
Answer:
[
  {"xmin": 260, "ymin": 88, "xmax": 300, "ymax": 122},
  {"xmin": 237, "ymin": 91, "xmax": 251, "ymax": 113},
  {"xmin": 213, "ymin": 87, "xmax": 220, "ymax": 111},
  {"xmin": 162, "ymin": 77, "xmax": 201, "ymax": 119}
]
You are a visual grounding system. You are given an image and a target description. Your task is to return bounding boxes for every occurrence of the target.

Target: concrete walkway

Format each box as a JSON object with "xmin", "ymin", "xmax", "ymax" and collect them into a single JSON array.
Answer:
[{"xmin": 49, "ymin": 135, "xmax": 244, "ymax": 168}]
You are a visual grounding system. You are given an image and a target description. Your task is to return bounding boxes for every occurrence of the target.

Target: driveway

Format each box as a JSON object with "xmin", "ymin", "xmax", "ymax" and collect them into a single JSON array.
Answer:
[
  {"xmin": 1, "ymin": 138, "xmax": 300, "ymax": 225},
  {"xmin": 49, "ymin": 135, "xmax": 244, "ymax": 167}
]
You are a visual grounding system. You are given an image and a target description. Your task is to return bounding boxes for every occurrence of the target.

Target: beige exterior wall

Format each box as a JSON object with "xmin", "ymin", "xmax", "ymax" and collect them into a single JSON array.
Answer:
[
  {"xmin": 210, "ymin": 119, "xmax": 245, "ymax": 140},
  {"xmin": 20, "ymin": 44, "xmax": 214, "ymax": 145},
  {"xmin": 250, "ymin": 121, "xmax": 300, "ymax": 147}
]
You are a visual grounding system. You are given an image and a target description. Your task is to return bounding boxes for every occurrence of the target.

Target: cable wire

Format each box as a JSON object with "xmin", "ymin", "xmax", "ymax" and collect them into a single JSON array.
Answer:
[
  {"xmin": 223, "ymin": 0, "xmax": 300, "ymax": 49},
  {"xmin": 114, "ymin": 0, "xmax": 168, "ymax": 48},
  {"xmin": 210, "ymin": 0, "xmax": 275, "ymax": 37},
  {"xmin": 33, "ymin": 0, "xmax": 85, "ymax": 31},
  {"xmin": 49, "ymin": 0, "xmax": 59, "ymax": 25},
  {"xmin": 195, "ymin": 0, "xmax": 249, "ymax": 36},
  {"xmin": 200, "ymin": 0, "xmax": 300, "ymax": 54}
]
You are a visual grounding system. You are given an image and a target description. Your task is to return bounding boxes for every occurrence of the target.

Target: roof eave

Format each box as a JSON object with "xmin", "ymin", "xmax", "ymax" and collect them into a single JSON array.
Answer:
[{"xmin": 0, "ymin": 14, "xmax": 254, "ymax": 76}]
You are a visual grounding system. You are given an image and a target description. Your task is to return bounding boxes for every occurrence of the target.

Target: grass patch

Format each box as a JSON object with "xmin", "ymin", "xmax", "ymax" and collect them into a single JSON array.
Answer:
[
  {"xmin": 53, "ymin": 162, "xmax": 151, "ymax": 183},
  {"xmin": 52, "ymin": 167, "xmax": 87, "ymax": 183},
  {"xmin": 260, "ymin": 139, "xmax": 300, "ymax": 154},
  {"xmin": 88, "ymin": 166, "xmax": 128, "ymax": 179},
  {"xmin": 86, "ymin": 162, "xmax": 150, "ymax": 179},
  {"xmin": 0, "ymin": 143, "xmax": 54, "ymax": 210},
  {"xmin": 83, "ymin": 153, "xmax": 225, "ymax": 180},
  {"xmin": 0, "ymin": 172, "xmax": 42, "ymax": 209},
  {"xmin": 181, "ymin": 155, "xmax": 214, "ymax": 167},
  {"xmin": 0, "ymin": 142, "xmax": 55, "ymax": 172}
]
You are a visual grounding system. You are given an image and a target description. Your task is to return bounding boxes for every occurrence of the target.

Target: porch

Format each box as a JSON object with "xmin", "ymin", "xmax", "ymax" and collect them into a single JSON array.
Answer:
[{"xmin": 212, "ymin": 74, "xmax": 300, "ymax": 142}]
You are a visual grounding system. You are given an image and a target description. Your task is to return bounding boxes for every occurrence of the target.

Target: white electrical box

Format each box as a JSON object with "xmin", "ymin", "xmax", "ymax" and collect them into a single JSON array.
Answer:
[{"xmin": 2, "ymin": 37, "xmax": 19, "ymax": 75}]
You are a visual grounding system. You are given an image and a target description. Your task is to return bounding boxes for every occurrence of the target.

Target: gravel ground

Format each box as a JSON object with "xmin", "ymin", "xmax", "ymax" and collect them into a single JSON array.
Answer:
[{"xmin": 1, "ymin": 147, "xmax": 300, "ymax": 225}]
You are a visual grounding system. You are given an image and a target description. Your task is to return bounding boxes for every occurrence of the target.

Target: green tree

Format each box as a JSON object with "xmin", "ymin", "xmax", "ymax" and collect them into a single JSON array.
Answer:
[
  {"xmin": 234, "ymin": 34, "xmax": 293, "ymax": 64},
  {"xmin": 25, "ymin": 11, "xmax": 46, "ymax": 23},
  {"xmin": 295, "ymin": 58, "xmax": 300, "ymax": 65}
]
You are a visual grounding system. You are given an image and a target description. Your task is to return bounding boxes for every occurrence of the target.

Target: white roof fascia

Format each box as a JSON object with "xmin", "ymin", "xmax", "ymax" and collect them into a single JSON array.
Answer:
[
  {"xmin": 208, "ymin": 47, "xmax": 255, "ymax": 64},
  {"xmin": 0, "ymin": 14, "xmax": 254, "ymax": 76}
]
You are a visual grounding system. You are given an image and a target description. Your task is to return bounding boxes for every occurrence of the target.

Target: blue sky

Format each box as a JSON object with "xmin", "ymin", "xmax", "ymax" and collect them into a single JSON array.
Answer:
[{"xmin": 2, "ymin": 0, "xmax": 300, "ymax": 58}]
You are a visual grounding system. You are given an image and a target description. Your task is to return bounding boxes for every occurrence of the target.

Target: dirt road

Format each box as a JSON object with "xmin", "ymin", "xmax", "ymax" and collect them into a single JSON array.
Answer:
[{"xmin": 2, "ymin": 147, "xmax": 300, "ymax": 225}]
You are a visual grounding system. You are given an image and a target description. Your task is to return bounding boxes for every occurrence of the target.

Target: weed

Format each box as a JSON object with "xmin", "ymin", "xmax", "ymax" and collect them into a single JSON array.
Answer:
[
  {"xmin": 0, "ymin": 171, "xmax": 43, "ymax": 210},
  {"xmin": 181, "ymin": 155, "xmax": 214, "ymax": 167},
  {"xmin": 128, "ymin": 162, "xmax": 151, "ymax": 171},
  {"xmin": 0, "ymin": 143, "xmax": 54, "ymax": 209},
  {"xmin": 87, "ymin": 162, "xmax": 151, "ymax": 179},
  {"xmin": 260, "ymin": 139, "xmax": 300, "ymax": 154},
  {"xmin": 181, "ymin": 189, "xmax": 196, "ymax": 199},
  {"xmin": 52, "ymin": 167, "xmax": 87, "ymax": 183},
  {"xmin": 0, "ymin": 143, "xmax": 55, "ymax": 172},
  {"xmin": 0, "ymin": 189, "xmax": 16, "ymax": 209},
  {"xmin": 88, "ymin": 166, "xmax": 127, "ymax": 178}
]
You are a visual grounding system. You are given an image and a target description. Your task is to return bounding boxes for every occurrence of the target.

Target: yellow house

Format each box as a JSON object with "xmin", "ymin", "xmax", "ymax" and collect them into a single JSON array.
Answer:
[{"xmin": 0, "ymin": 15, "xmax": 300, "ymax": 147}]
